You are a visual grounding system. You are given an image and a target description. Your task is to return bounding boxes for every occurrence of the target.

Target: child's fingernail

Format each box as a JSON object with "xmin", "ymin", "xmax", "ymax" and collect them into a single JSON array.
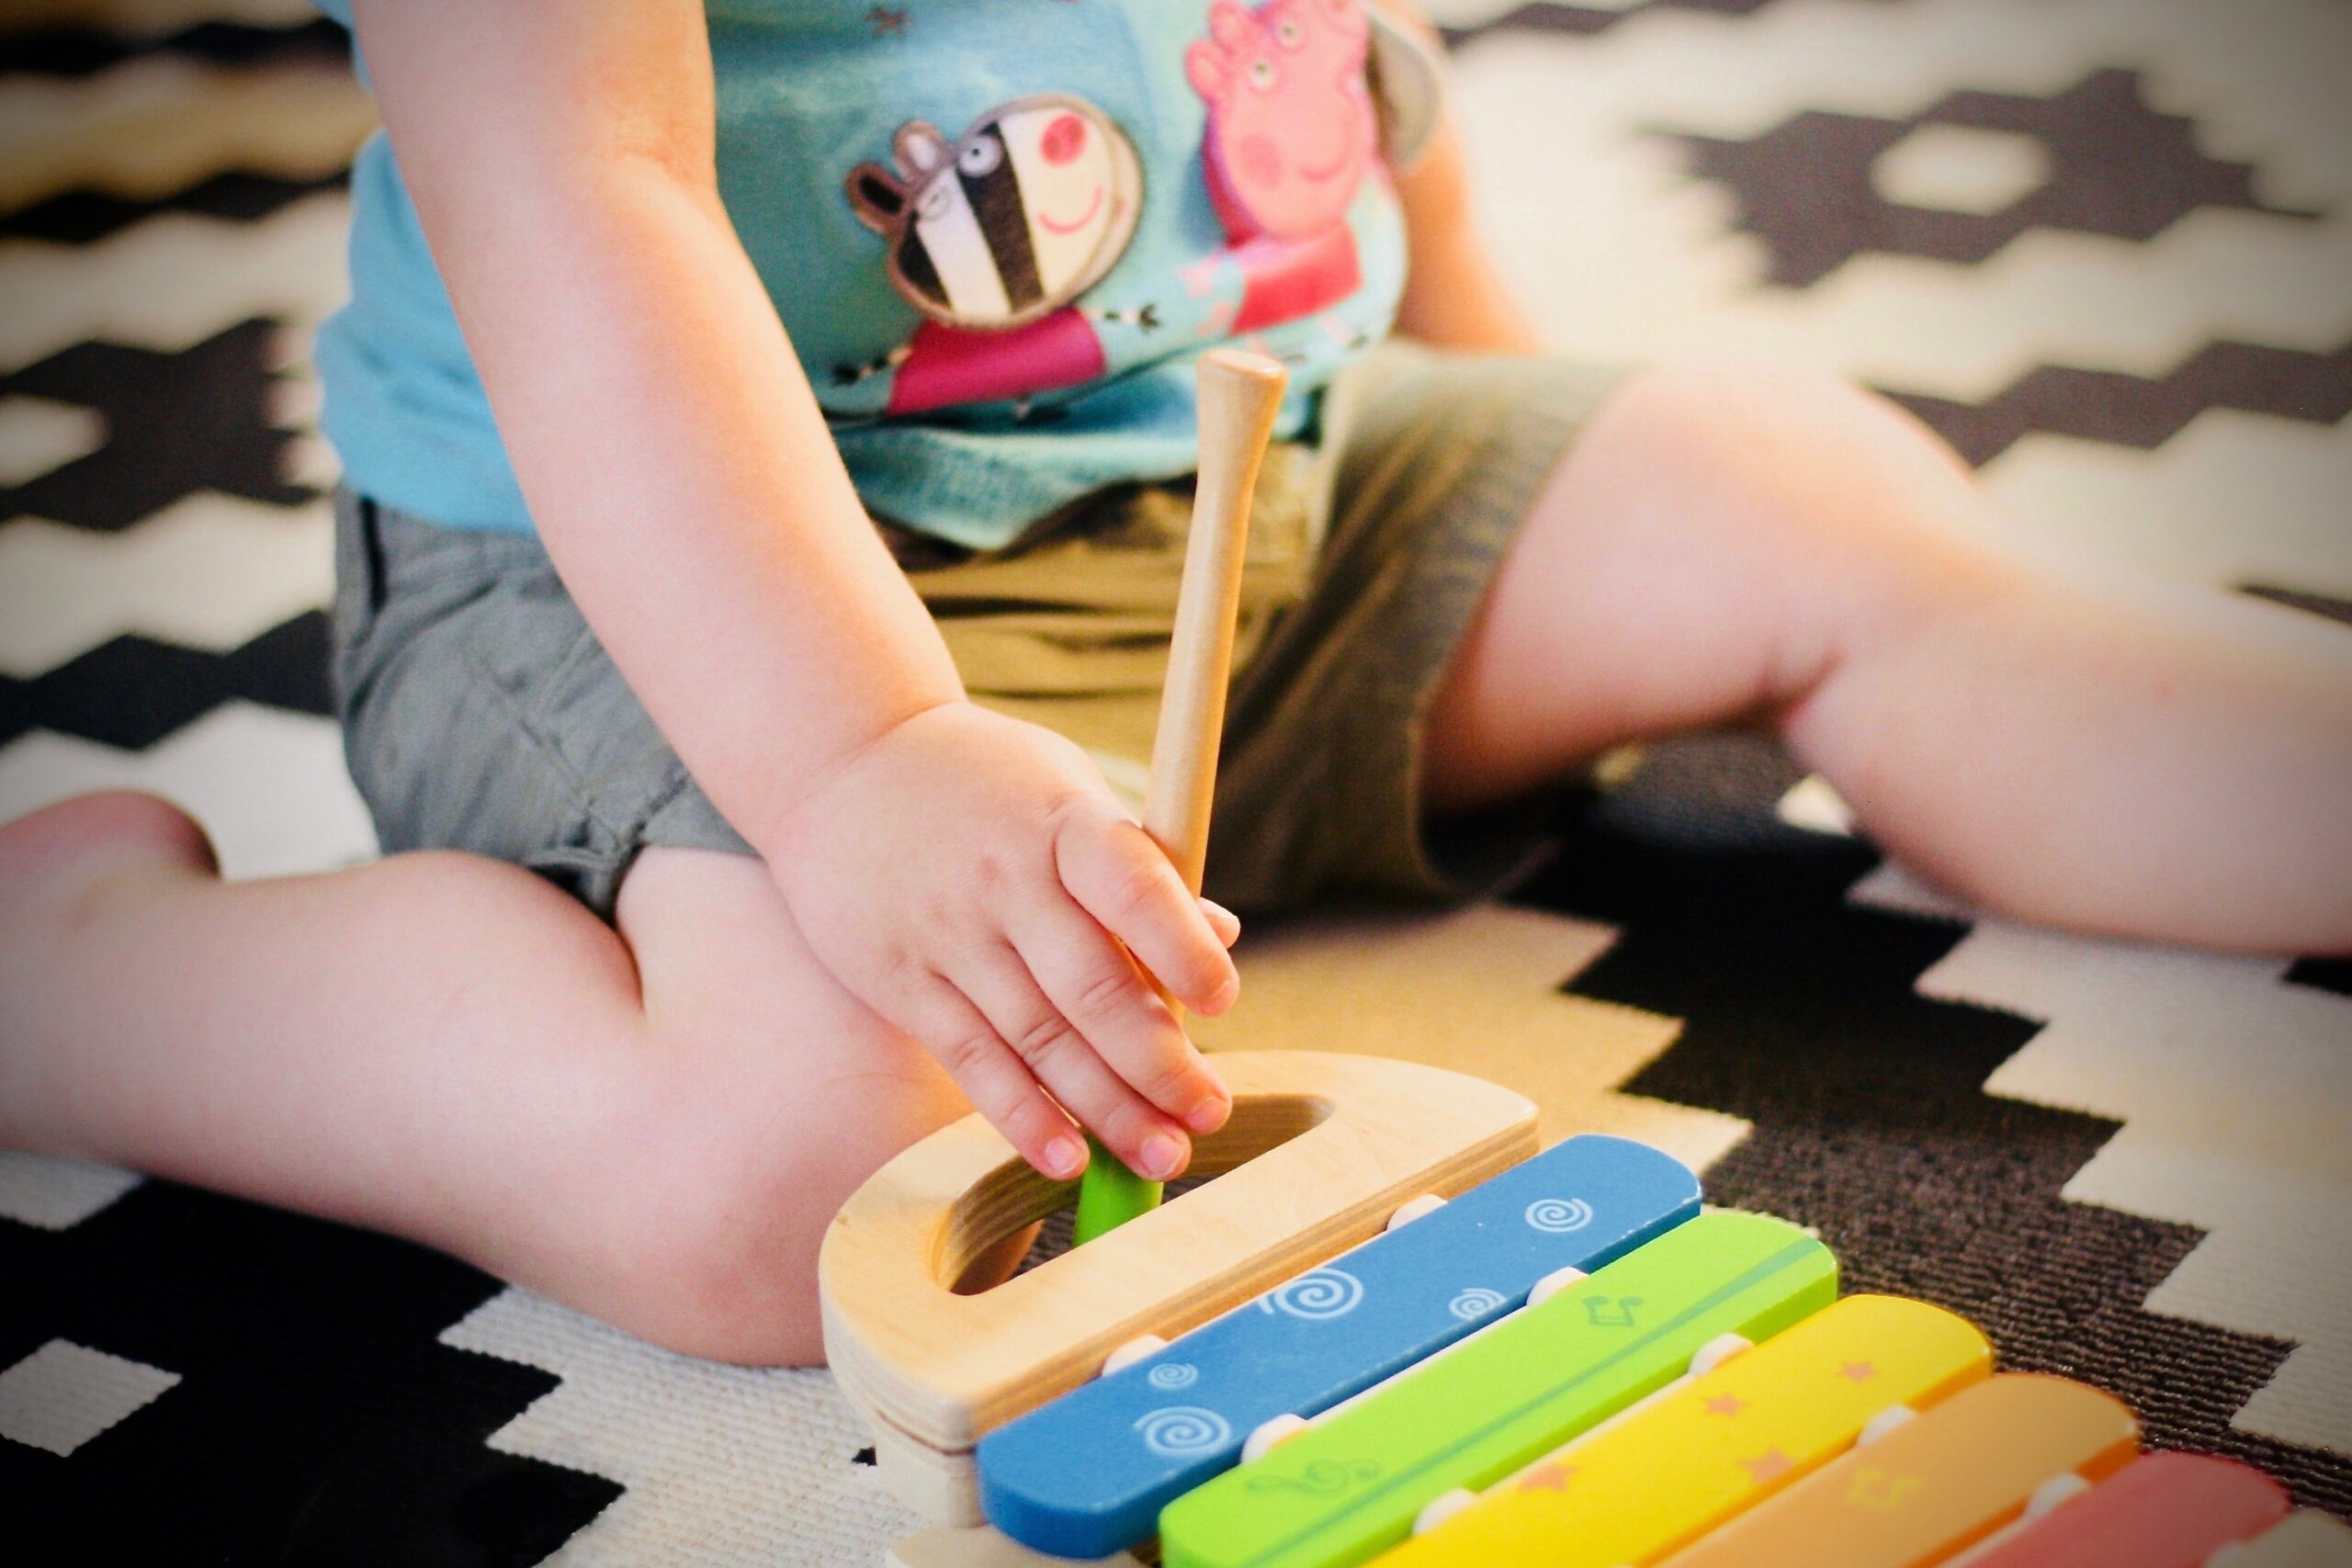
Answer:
[
  {"xmin": 1184, "ymin": 1093, "xmax": 1230, "ymax": 1134},
  {"xmin": 1199, "ymin": 970, "xmax": 1240, "ymax": 1014},
  {"xmin": 1044, "ymin": 1135, "xmax": 1088, "ymax": 1179},
  {"xmin": 1139, "ymin": 1134, "xmax": 1185, "ymax": 1181},
  {"xmin": 1200, "ymin": 897, "xmax": 1242, "ymax": 942}
]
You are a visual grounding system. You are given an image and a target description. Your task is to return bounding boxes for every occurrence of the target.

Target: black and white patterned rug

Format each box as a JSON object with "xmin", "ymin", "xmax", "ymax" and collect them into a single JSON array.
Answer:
[{"xmin": 2, "ymin": 1, "xmax": 2348, "ymax": 1562}]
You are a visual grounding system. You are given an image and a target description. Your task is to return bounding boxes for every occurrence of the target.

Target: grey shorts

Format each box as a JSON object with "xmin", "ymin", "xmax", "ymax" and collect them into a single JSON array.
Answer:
[{"xmin": 330, "ymin": 346, "xmax": 1625, "ymax": 918}]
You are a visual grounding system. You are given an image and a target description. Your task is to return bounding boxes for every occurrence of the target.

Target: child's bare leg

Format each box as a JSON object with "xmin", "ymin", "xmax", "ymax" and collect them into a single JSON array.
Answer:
[
  {"xmin": 1426, "ymin": 363, "xmax": 2352, "ymax": 953},
  {"xmin": 0, "ymin": 794, "xmax": 965, "ymax": 1363}
]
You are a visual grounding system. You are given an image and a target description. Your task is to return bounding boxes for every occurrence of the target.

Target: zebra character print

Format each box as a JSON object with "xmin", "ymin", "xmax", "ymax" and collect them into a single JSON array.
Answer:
[{"xmin": 847, "ymin": 95, "xmax": 1143, "ymax": 333}]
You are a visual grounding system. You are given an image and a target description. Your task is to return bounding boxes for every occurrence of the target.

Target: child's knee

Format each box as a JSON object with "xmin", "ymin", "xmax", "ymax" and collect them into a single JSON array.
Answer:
[
  {"xmin": 1598, "ymin": 361, "xmax": 1971, "ymax": 501},
  {"xmin": 617, "ymin": 1026, "xmax": 964, "ymax": 1364},
  {"xmin": 1624, "ymin": 363, "xmax": 2008, "ymax": 583}
]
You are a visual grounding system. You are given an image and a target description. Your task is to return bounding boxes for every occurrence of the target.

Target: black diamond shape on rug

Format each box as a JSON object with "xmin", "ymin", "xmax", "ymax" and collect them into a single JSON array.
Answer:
[
  {"xmin": 1673, "ymin": 68, "xmax": 2319, "ymax": 288},
  {"xmin": 1, "ymin": 170, "xmax": 349, "ymax": 246},
  {"xmin": 1885, "ymin": 336, "xmax": 2352, "ymax": 467},
  {"xmin": 1, "ymin": 1182, "xmax": 617, "ymax": 1566},
  {"xmin": 1, "ymin": 320, "xmax": 314, "ymax": 534}
]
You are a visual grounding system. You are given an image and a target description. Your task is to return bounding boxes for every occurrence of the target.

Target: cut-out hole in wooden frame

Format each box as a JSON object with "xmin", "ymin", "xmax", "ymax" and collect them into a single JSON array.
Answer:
[
  {"xmin": 945, "ymin": 1093, "xmax": 1334, "ymax": 1297},
  {"xmin": 822, "ymin": 1050, "xmax": 1540, "ymax": 1524}
]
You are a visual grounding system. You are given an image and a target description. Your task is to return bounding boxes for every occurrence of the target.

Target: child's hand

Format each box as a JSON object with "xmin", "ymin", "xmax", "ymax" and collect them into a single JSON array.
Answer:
[{"xmin": 764, "ymin": 701, "xmax": 1238, "ymax": 1184}]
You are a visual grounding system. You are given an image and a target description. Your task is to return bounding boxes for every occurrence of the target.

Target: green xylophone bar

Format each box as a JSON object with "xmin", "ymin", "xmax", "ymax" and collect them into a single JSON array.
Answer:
[{"xmin": 1159, "ymin": 1210, "xmax": 1838, "ymax": 1568}]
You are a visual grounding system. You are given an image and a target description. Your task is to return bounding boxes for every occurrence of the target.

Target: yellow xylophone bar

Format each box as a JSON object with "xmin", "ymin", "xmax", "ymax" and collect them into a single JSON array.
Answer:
[
  {"xmin": 1657, "ymin": 1373, "xmax": 2138, "ymax": 1567},
  {"xmin": 1373, "ymin": 1294, "xmax": 1993, "ymax": 1568}
]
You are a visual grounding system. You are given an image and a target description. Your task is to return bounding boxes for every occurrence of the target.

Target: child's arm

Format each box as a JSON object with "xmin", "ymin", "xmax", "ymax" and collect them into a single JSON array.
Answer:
[
  {"xmin": 1374, "ymin": 1, "xmax": 1544, "ymax": 355},
  {"xmin": 348, "ymin": 0, "xmax": 1235, "ymax": 1181}
]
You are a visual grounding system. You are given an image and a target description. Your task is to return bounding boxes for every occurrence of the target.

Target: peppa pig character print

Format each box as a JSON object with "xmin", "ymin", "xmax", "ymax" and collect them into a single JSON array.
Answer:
[
  {"xmin": 1186, "ymin": 0, "xmax": 1377, "ymax": 244},
  {"xmin": 1185, "ymin": 0, "xmax": 1379, "ymax": 333}
]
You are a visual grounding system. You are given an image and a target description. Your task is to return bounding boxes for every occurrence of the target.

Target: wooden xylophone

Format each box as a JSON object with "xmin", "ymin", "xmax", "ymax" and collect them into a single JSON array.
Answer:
[{"xmin": 820, "ymin": 1053, "xmax": 2349, "ymax": 1567}]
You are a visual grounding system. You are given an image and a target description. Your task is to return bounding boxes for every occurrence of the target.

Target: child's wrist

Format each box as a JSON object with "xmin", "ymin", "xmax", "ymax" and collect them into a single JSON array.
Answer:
[{"xmin": 742, "ymin": 692, "xmax": 969, "ymax": 872}]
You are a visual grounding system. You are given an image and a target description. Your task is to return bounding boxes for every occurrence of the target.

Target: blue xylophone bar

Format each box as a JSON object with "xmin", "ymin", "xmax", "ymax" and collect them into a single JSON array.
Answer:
[{"xmin": 976, "ymin": 1134, "xmax": 1702, "ymax": 1558}]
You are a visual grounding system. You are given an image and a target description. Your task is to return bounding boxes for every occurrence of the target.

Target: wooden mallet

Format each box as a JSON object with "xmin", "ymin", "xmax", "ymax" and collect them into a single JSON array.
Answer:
[{"xmin": 1072, "ymin": 347, "xmax": 1290, "ymax": 1245}]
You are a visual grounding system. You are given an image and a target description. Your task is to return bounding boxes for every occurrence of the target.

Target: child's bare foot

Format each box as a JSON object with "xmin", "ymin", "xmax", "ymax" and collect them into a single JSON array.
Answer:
[
  {"xmin": 0, "ymin": 790, "xmax": 216, "ymax": 912},
  {"xmin": 0, "ymin": 793, "xmax": 220, "ymax": 1149}
]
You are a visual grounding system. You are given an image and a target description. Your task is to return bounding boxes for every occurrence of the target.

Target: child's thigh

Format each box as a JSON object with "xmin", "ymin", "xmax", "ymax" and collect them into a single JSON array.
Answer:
[{"xmin": 1421, "ymin": 361, "xmax": 2009, "ymax": 810}]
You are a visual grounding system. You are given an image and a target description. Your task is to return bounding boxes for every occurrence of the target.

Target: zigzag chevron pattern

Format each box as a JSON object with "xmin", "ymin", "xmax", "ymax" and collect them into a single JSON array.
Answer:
[
  {"xmin": 439, "ymin": 1291, "xmax": 922, "ymax": 1565},
  {"xmin": 1891, "ymin": 336, "xmax": 2352, "ymax": 467},
  {"xmin": 1429, "ymin": 0, "xmax": 1812, "ymax": 44},
  {"xmin": 1, "ymin": 0, "xmax": 2347, "ymax": 1559},
  {"xmin": 1543, "ymin": 817, "xmax": 2352, "ymax": 1515},
  {"xmin": 0, "ymin": 608, "xmax": 329, "ymax": 750},
  {"xmin": 1443, "ymin": 0, "xmax": 2352, "ymax": 404},
  {"xmin": 0, "ymin": 167, "xmax": 341, "ymax": 243},
  {"xmin": 0, "ymin": 54, "xmax": 372, "ymax": 212},
  {"xmin": 0, "ymin": 702, "xmax": 375, "ymax": 881},
  {"xmin": 0, "ymin": 16, "xmax": 346, "ymax": 78},
  {"xmin": 0, "ymin": 495, "xmax": 333, "ymax": 679},
  {"xmin": 0, "ymin": 193, "xmax": 351, "ymax": 374},
  {"xmin": 1854, "ymin": 863, "xmax": 2352, "ymax": 1480},
  {"xmin": 0, "ymin": 321, "xmax": 317, "ymax": 530},
  {"xmin": 0, "ymin": 1173, "xmax": 621, "ymax": 1561}
]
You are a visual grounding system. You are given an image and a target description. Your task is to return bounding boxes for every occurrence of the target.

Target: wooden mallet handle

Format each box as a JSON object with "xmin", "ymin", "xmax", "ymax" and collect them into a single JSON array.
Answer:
[
  {"xmin": 1144, "ymin": 348, "xmax": 1291, "ymax": 892},
  {"xmin": 1073, "ymin": 348, "xmax": 1290, "ymax": 1245}
]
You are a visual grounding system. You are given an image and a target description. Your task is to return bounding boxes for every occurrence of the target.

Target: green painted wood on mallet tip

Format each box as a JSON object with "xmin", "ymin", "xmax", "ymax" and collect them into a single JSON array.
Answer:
[{"xmin": 1073, "ymin": 1137, "xmax": 1163, "ymax": 1245}]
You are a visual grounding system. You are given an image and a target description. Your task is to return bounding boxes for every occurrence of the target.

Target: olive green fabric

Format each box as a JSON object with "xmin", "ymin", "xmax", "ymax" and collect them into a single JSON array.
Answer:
[{"xmin": 330, "ymin": 346, "xmax": 1627, "ymax": 918}]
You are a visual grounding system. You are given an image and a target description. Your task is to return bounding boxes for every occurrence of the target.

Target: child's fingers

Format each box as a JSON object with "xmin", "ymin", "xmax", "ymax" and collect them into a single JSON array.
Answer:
[
  {"xmin": 1201, "ymin": 897, "xmax": 1243, "ymax": 948},
  {"xmin": 1053, "ymin": 805, "xmax": 1239, "ymax": 1016},
  {"xmin": 897, "ymin": 970, "xmax": 1090, "ymax": 1180},
  {"xmin": 1010, "ymin": 893, "xmax": 1231, "ymax": 1135},
  {"xmin": 943, "ymin": 940, "xmax": 1194, "ymax": 1183}
]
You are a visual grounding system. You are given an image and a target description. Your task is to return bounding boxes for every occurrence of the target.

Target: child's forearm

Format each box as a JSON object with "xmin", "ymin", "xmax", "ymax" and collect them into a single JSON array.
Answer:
[
  {"xmin": 1393, "ymin": 122, "xmax": 1544, "ymax": 355},
  {"xmin": 463, "ymin": 166, "xmax": 967, "ymax": 852},
  {"xmin": 351, "ymin": 0, "xmax": 963, "ymax": 854}
]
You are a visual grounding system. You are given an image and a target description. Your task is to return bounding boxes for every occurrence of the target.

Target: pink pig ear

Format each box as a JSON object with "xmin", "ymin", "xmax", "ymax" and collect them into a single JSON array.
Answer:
[{"xmin": 1185, "ymin": 36, "xmax": 1232, "ymax": 99}]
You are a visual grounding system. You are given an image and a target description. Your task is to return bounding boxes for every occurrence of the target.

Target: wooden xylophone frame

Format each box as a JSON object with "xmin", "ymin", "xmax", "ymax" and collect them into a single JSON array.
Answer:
[
  {"xmin": 818, "ymin": 1050, "xmax": 1539, "ymax": 1525},
  {"xmin": 821, "ymin": 1052, "xmax": 2346, "ymax": 1568}
]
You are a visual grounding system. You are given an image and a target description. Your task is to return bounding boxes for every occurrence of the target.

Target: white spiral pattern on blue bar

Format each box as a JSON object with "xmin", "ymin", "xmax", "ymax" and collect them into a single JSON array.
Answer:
[
  {"xmin": 1147, "ymin": 1362, "xmax": 1199, "ymax": 1391},
  {"xmin": 1134, "ymin": 1405, "xmax": 1232, "ymax": 1458},
  {"xmin": 1448, "ymin": 1286, "xmax": 1508, "ymax": 1320},
  {"xmin": 1525, "ymin": 1197, "xmax": 1595, "ymax": 1234},
  {"xmin": 1257, "ymin": 1268, "xmax": 1364, "ymax": 1321}
]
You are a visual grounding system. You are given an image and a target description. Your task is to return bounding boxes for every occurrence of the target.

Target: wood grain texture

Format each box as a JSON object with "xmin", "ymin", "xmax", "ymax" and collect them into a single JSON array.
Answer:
[
  {"xmin": 1141, "ymin": 348, "xmax": 1286, "ymax": 893},
  {"xmin": 820, "ymin": 1051, "xmax": 1537, "ymax": 1510},
  {"xmin": 1076, "ymin": 348, "xmax": 1286, "ymax": 1241}
]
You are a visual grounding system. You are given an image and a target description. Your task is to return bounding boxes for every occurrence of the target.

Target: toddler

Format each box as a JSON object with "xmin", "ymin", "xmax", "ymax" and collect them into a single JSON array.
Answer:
[{"xmin": 3, "ymin": 0, "xmax": 2347, "ymax": 1365}]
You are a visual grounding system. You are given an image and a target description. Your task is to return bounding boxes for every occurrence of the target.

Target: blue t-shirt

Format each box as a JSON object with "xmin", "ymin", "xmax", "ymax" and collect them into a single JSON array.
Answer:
[{"xmin": 313, "ymin": 0, "xmax": 1432, "ymax": 547}]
